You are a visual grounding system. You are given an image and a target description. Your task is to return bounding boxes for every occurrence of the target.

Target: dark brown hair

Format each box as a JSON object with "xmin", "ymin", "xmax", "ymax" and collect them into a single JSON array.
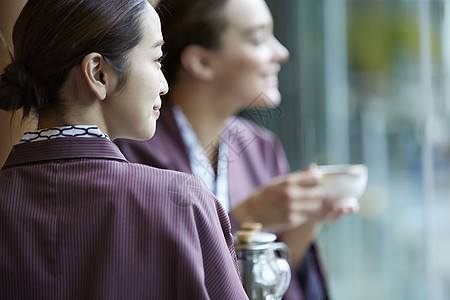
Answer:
[
  {"xmin": 0, "ymin": 0, "xmax": 150, "ymax": 118},
  {"xmin": 159, "ymin": 0, "xmax": 229, "ymax": 85}
]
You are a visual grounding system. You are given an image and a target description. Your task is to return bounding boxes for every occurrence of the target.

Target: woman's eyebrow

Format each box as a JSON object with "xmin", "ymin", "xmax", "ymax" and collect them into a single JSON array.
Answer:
[{"xmin": 243, "ymin": 23, "xmax": 273, "ymax": 35}]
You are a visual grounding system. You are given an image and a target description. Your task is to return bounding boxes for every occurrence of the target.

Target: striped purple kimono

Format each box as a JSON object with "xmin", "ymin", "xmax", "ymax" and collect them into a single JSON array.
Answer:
[{"xmin": 0, "ymin": 137, "xmax": 248, "ymax": 299}]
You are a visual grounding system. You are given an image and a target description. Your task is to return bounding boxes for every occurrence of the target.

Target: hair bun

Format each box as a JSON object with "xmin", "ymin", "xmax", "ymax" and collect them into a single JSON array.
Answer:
[
  {"xmin": 0, "ymin": 62, "xmax": 46, "ymax": 114},
  {"xmin": 4, "ymin": 62, "xmax": 34, "ymax": 91},
  {"xmin": 1, "ymin": 73, "xmax": 23, "ymax": 91}
]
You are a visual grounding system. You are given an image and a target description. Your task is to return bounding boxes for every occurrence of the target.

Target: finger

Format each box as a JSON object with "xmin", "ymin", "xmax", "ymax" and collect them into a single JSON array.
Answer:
[
  {"xmin": 290, "ymin": 199, "xmax": 323, "ymax": 213},
  {"xmin": 332, "ymin": 202, "xmax": 360, "ymax": 214},
  {"xmin": 285, "ymin": 169, "xmax": 322, "ymax": 187},
  {"xmin": 319, "ymin": 201, "xmax": 338, "ymax": 222},
  {"xmin": 290, "ymin": 200, "xmax": 329, "ymax": 222},
  {"xmin": 321, "ymin": 202, "xmax": 360, "ymax": 223},
  {"xmin": 289, "ymin": 186, "xmax": 325, "ymax": 201},
  {"xmin": 305, "ymin": 162, "xmax": 318, "ymax": 171}
]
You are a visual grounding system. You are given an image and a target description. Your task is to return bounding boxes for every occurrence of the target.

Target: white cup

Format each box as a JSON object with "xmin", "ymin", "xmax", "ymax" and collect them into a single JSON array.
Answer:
[{"xmin": 318, "ymin": 164, "xmax": 368, "ymax": 207}]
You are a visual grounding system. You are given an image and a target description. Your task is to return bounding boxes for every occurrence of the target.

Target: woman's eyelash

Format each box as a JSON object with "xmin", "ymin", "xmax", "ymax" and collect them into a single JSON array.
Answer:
[{"xmin": 156, "ymin": 53, "xmax": 167, "ymax": 65}]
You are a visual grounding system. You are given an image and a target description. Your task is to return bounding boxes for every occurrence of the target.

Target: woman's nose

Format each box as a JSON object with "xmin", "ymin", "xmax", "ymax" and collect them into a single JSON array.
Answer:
[
  {"xmin": 160, "ymin": 70, "xmax": 169, "ymax": 95},
  {"xmin": 271, "ymin": 37, "xmax": 290, "ymax": 64}
]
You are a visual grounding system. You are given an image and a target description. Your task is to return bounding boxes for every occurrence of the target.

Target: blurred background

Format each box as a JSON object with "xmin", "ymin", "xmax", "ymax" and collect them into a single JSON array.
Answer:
[{"xmin": 256, "ymin": 1, "xmax": 450, "ymax": 299}]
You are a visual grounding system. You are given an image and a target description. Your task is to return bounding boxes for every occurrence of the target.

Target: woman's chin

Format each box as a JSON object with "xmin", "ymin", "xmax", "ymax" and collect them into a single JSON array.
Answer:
[
  {"xmin": 141, "ymin": 127, "xmax": 156, "ymax": 141},
  {"xmin": 267, "ymin": 89, "xmax": 282, "ymax": 105},
  {"xmin": 251, "ymin": 89, "xmax": 281, "ymax": 109},
  {"xmin": 114, "ymin": 127, "xmax": 156, "ymax": 141}
]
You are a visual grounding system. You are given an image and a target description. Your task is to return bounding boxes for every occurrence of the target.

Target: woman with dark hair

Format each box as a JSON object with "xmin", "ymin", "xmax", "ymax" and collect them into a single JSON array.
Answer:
[
  {"xmin": 0, "ymin": 1, "xmax": 248, "ymax": 299},
  {"xmin": 116, "ymin": 0, "xmax": 359, "ymax": 299}
]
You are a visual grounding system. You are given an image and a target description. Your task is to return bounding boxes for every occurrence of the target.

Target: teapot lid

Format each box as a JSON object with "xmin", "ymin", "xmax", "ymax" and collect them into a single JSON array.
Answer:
[{"xmin": 234, "ymin": 231, "xmax": 277, "ymax": 251}]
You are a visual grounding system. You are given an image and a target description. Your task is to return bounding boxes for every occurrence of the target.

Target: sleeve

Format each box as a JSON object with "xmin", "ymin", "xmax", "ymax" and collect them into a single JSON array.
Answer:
[
  {"xmin": 193, "ymin": 196, "xmax": 248, "ymax": 299},
  {"xmin": 168, "ymin": 173, "xmax": 249, "ymax": 300},
  {"xmin": 271, "ymin": 134, "xmax": 291, "ymax": 175}
]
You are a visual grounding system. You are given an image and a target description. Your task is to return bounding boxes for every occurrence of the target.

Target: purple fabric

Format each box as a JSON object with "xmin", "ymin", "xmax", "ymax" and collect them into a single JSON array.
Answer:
[
  {"xmin": 115, "ymin": 102, "xmax": 329, "ymax": 300},
  {"xmin": 0, "ymin": 137, "xmax": 248, "ymax": 299}
]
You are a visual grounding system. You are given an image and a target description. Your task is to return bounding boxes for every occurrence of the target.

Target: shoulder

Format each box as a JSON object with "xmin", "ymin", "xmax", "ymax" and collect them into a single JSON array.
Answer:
[
  {"xmin": 225, "ymin": 116, "xmax": 283, "ymax": 153},
  {"xmin": 119, "ymin": 162, "xmax": 215, "ymax": 208},
  {"xmin": 226, "ymin": 116, "xmax": 277, "ymax": 139},
  {"xmin": 225, "ymin": 116, "xmax": 290, "ymax": 175}
]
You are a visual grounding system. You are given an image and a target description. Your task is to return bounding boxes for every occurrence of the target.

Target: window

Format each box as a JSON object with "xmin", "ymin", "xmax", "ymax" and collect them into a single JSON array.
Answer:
[{"xmin": 261, "ymin": 1, "xmax": 450, "ymax": 299}]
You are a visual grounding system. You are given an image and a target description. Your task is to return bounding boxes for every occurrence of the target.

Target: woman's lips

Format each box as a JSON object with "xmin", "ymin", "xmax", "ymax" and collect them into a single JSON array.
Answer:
[
  {"xmin": 153, "ymin": 104, "xmax": 161, "ymax": 118},
  {"xmin": 263, "ymin": 66, "xmax": 281, "ymax": 87}
]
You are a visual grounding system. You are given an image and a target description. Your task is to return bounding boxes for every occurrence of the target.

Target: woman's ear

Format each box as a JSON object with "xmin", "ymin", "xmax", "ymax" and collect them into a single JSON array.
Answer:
[
  {"xmin": 180, "ymin": 45, "xmax": 216, "ymax": 81},
  {"xmin": 81, "ymin": 53, "xmax": 116, "ymax": 100}
]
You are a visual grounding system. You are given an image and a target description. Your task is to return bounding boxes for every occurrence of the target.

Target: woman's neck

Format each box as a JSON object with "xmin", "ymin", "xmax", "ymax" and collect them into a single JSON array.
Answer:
[
  {"xmin": 169, "ymin": 83, "xmax": 236, "ymax": 170},
  {"xmin": 37, "ymin": 106, "xmax": 107, "ymax": 135},
  {"xmin": 37, "ymin": 110, "xmax": 67, "ymax": 129},
  {"xmin": 170, "ymin": 86, "xmax": 232, "ymax": 150}
]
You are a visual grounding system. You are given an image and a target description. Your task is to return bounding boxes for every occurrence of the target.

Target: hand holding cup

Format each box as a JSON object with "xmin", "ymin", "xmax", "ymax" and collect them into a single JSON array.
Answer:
[{"xmin": 318, "ymin": 164, "xmax": 368, "ymax": 208}]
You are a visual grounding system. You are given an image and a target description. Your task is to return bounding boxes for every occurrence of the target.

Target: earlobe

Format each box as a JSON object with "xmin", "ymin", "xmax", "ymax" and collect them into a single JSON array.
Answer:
[
  {"xmin": 81, "ymin": 53, "xmax": 108, "ymax": 100},
  {"xmin": 180, "ymin": 45, "xmax": 215, "ymax": 81}
]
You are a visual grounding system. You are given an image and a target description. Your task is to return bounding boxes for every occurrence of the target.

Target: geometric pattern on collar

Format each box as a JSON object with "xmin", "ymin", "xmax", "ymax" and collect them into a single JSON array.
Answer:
[{"xmin": 20, "ymin": 125, "xmax": 110, "ymax": 143}]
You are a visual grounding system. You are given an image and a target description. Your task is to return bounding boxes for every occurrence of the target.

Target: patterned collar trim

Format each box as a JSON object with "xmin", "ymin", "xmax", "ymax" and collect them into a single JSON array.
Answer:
[{"xmin": 20, "ymin": 125, "xmax": 110, "ymax": 143}]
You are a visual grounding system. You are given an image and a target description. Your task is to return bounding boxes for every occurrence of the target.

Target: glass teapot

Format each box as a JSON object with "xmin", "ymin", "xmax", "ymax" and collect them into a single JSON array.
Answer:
[{"xmin": 234, "ymin": 224, "xmax": 291, "ymax": 300}]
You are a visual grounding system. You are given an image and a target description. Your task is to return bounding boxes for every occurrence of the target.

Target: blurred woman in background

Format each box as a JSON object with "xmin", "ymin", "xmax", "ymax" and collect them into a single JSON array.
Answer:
[{"xmin": 116, "ymin": 0, "xmax": 359, "ymax": 298}]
